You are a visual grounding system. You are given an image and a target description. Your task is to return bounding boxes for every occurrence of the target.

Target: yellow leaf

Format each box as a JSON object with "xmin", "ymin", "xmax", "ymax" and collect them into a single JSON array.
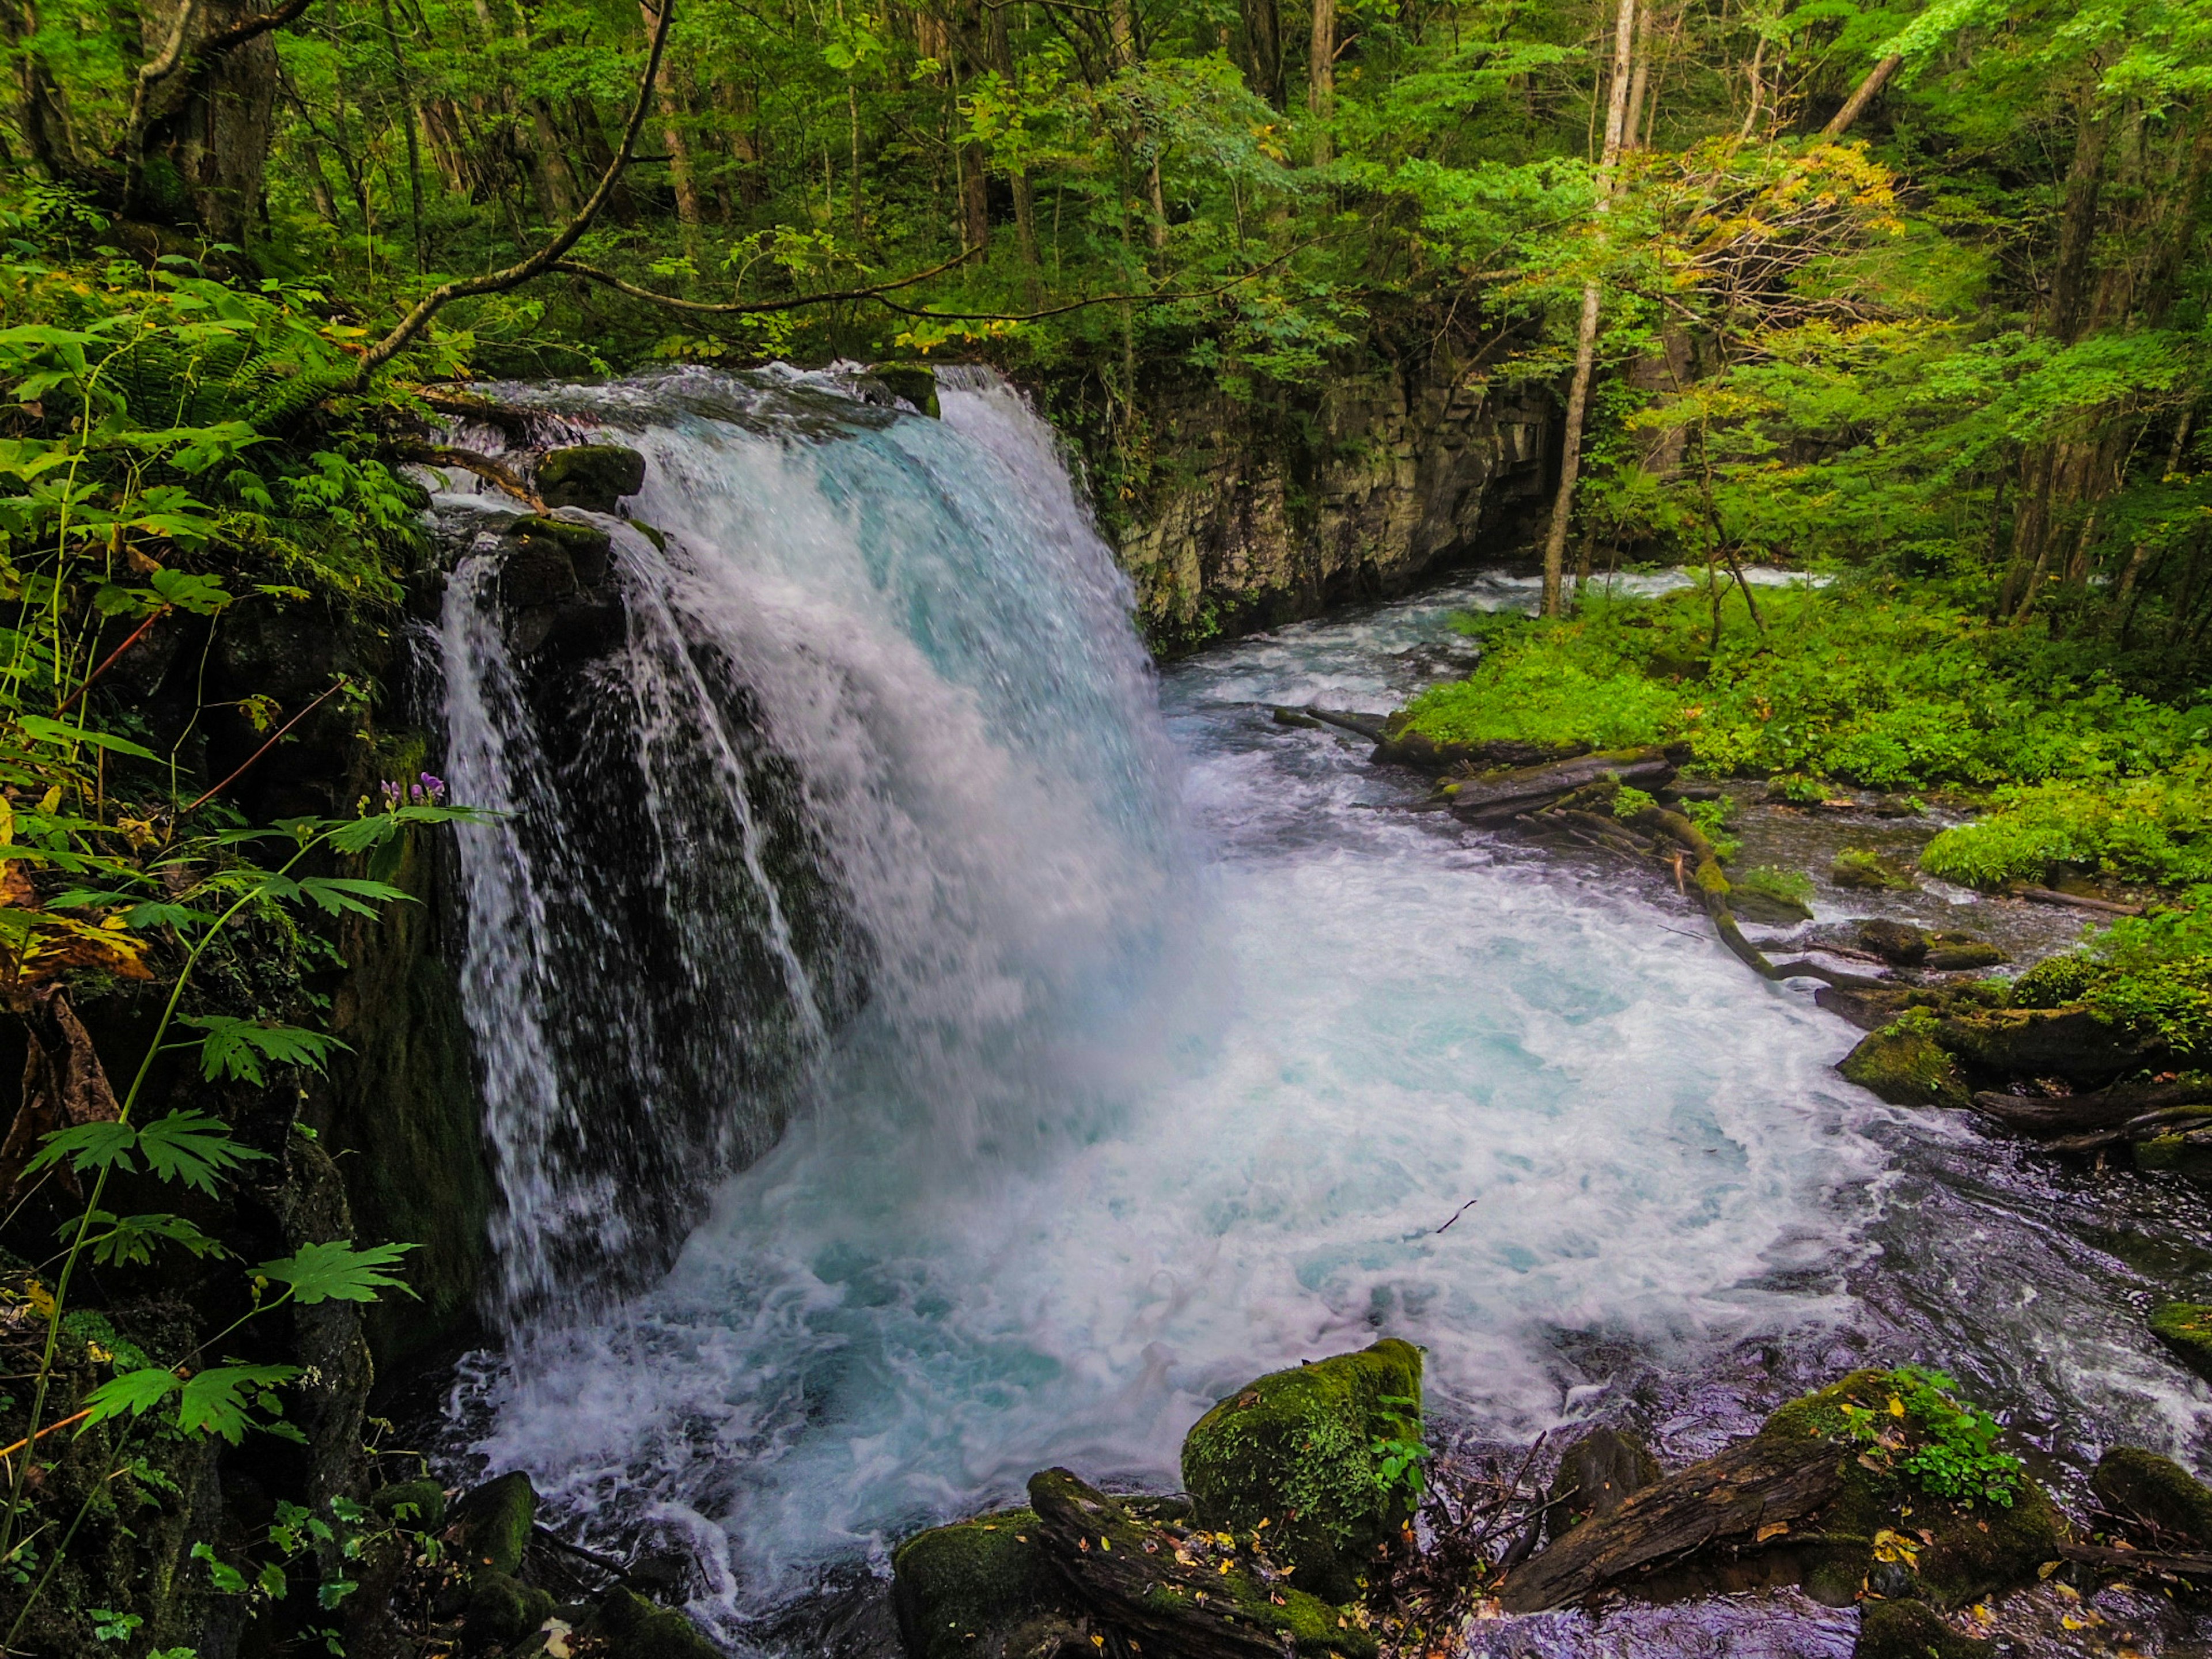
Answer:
[
  {"xmin": 1218, "ymin": 1560, "xmax": 1230, "ymax": 1575},
  {"xmin": 0, "ymin": 797, "xmax": 13, "ymax": 846},
  {"xmin": 37, "ymin": 786, "xmax": 60, "ymax": 815},
  {"xmin": 1888, "ymin": 1396, "xmax": 1906, "ymax": 1418},
  {"xmin": 1755, "ymin": 1522, "xmax": 1789, "ymax": 1543},
  {"xmin": 2037, "ymin": 1560, "xmax": 2062, "ymax": 1580}
]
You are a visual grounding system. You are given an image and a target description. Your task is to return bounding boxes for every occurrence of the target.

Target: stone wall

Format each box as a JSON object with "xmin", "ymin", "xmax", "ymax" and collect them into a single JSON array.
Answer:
[{"xmin": 1099, "ymin": 352, "xmax": 1556, "ymax": 653}]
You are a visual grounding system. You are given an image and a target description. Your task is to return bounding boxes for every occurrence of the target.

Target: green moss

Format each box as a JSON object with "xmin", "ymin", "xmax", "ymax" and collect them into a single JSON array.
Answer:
[
  {"xmin": 1180, "ymin": 1338, "xmax": 1423, "ymax": 1601},
  {"xmin": 455, "ymin": 1472, "xmax": 537, "ymax": 1574},
  {"xmin": 2149, "ymin": 1302, "xmax": 2212, "ymax": 1382},
  {"xmin": 2091, "ymin": 1445, "xmax": 2212, "ymax": 1545},
  {"xmin": 1758, "ymin": 1370, "xmax": 2062, "ymax": 1611},
  {"xmin": 586, "ymin": 1587, "xmax": 722, "ymax": 1659},
  {"xmin": 1839, "ymin": 1021, "xmax": 1971, "ymax": 1109},
  {"xmin": 465, "ymin": 1569, "xmax": 556, "ymax": 1646},
  {"xmin": 1834, "ymin": 847, "xmax": 1919, "ymax": 891},
  {"xmin": 891, "ymin": 1508, "xmax": 1081, "ymax": 1659},
  {"xmin": 371, "ymin": 1476, "xmax": 448, "ymax": 1532},
  {"xmin": 1854, "ymin": 1598, "xmax": 1993, "ymax": 1659}
]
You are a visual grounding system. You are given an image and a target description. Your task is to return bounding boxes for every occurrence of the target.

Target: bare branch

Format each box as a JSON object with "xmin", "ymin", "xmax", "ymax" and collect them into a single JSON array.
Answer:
[
  {"xmin": 549, "ymin": 247, "xmax": 979, "ymax": 315},
  {"xmin": 344, "ymin": 0, "xmax": 676, "ymax": 391}
]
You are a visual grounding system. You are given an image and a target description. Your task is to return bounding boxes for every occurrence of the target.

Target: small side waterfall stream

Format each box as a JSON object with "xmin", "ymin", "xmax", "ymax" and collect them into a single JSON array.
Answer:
[{"xmin": 427, "ymin": 369, "xmax": 2212, "ymax": 1656}]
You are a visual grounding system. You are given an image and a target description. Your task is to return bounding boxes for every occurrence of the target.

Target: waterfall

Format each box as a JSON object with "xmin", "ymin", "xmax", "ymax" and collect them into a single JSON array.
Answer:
[{"xmin": 437, "ymin": 366, "xmax": 1185, "ymax": 1322}]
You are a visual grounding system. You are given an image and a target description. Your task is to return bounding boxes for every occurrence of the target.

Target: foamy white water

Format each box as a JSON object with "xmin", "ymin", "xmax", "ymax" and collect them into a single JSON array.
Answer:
[{"xmin": 431, "ymin": 370, "xmax": 1903, "ymax": 1639}]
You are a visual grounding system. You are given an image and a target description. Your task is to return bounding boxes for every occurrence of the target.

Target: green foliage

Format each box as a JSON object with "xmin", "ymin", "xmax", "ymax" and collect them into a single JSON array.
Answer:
[
  {"xmin": 1828, "ymin": 1366, "xmax": 2024, "ymax": 1509},
  {"xmin": 1922, "ymin": 763, "xmax": 2212, "ymax": 889},
  {"xmin": 1612, "ymin": 785, "xmax": 1658, "ymax": 819}
]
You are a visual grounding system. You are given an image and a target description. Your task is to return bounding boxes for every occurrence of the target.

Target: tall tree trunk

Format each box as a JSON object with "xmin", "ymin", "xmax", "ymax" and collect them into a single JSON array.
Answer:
[
  {"xmin": 1820, "ymin": 52, "xmax": 1899, "ymax": 137},
  {"xmin": 1541, "ymin": 0, "xmax": 1637, "ymax": 618},
  {"xmin": 567, "ymin": 96, "xmax": 638, "ymax": 224},
  {"xmin": 986, "ymin": 2, "xmax": 1039, "ymax": 281},
  {"xmin": 638, "ymin": 0, "xmax": 701, "ymax": 242},
  {"xmin": 1239, "ymin": 0, "xmax": 1282, "ymax": 106},
  {"xmin": 134, "ymin": 0, "xmax": 281, "ymax": 243},
  {"xmin": 1308, "ymin": 0, "xmax": 1333, "ymax": 165},
  {"xmin": 1, "ymin": 0, "xmax": 85, "ymax": 184}
]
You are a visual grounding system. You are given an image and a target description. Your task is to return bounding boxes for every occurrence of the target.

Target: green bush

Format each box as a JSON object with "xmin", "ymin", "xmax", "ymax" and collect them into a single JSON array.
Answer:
[{"xmin": 1920, "ymin": 763, "xmax": 2212, "ymax": 890}]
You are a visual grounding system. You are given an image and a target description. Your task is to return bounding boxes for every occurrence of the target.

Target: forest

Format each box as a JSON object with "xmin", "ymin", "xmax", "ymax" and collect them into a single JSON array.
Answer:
[{"xmin": 4, "ymin": 0, "xmax": 2212, "ymax": 1653}]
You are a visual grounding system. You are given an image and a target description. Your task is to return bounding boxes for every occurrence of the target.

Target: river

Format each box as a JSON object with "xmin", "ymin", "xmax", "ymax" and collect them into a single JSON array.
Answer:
[{"xmin": 430, "ymin": 367, "xmax": 2212, "ymax": 1656}]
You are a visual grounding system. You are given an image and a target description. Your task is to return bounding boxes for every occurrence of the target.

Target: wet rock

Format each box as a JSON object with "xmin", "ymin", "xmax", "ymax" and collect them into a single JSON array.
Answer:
[
  {"xmin": 1816, "ymin": 985, "xmax": 1916, "ymax": 1033},
  {"xmin": 1856, "ymin": 920, "xmax": 1929, "ymax": 966},
  {"xmin": 1731, "ymin": 885, "xmax": 1815, "ymax": 926},
  {"xmin": 2091, "ymin": 1445, "xmax": 2212, "ymax": 1546},
  {"xmin": 1546, "ymin": 1426, "xmax": 1660, "ymax": 1539},
  {"xmin": 497, "ymin": 516, "xmax": 624, "ymax": 661},
  {"xmin": 1925, "ymin": 938, "xmax": 2009, "ymax": 972},
  {"xmin": 584, "ymin": 1586, "xmax": 722, "ymax": 1659},
  {"xmin": 1181, "ymin": 1338, "xmax": 1422, "ymax": 1601},
  {"xmin": 1027, "ymin": 1468, "xmax": 1377, "ymax": 1658},
  {"xmin": 1832, "ymin": 849, "xmax": 1918, "ymax": 891},
  {"xmin": 454, "ymin": 1471, "xmax": 537, "ymax": 1574},
  {"xmin": 1937, "ymin": 1006, "xmax": 2160, "ymax": 1084},
  {"xmin": 536, "ymin": 444, "xmax": 647, "ymax": 512},
  {"xmin": 891, "ymin": 1507, "xmax": 1088, "ymax": 1659},
  {"xmin": 2135, "ymin": 1131, "xmax": 2212, "ymax": 1176},
  {"xmin": 1854, "ymin": 1598, "xmax": 1992, "ymax": 1659},
  {"xmin": 464, "ymin": 1567, "xmax": 555, "ymax": 1647},
  {"xmin": 2149, "ymin": 1304, "xmax": 2212, "ymax": 1384},
  {"xmin": 1839, "ymin": 1020, "xmax": 1970, "ymax": 1109},
  {"xmin": 869, "ymin": 363, "xmax": 941, "ymax": 418}
]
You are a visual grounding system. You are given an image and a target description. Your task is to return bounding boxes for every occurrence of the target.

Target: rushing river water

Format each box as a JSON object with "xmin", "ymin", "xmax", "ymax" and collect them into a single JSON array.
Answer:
[{"xmin": 434, "ymin": 369, "xmax": 2212, "ymax": 1656}]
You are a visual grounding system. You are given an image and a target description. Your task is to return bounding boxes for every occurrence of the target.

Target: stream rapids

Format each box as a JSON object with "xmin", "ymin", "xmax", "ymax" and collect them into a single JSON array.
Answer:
[{"xmin": 425, "ymin": 368, "xmax": 2212, "ymax": 1657}]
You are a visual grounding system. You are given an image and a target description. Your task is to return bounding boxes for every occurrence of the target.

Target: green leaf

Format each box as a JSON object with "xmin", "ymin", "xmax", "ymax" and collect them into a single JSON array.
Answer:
[
  {"xmin": 27, "ymin": 1120, "xmax": 140, "ymax": 1182},
  {"xmin": 179, "ymin": 1017, "xmax": 350, "ymax": 1085},
  {"xmin": 193, "ymin": 1540, "xmax": 249, "ymax": 1594},
  {"xmin": 133, "ymin": 1109, "xmax": 269, "ymax": 1193},
  {"xmin": 176, "ymin": 1363, "xmax": 299, "ymax": 1442},
  {"xmin": 74, "ymin": 1209, "xmax": 227, "ymax": 1267},
  {"xmin": 81, "ymin": 1366, "xmax": 183, "ymax": 1427},
  {"xmin": 13, "ymin": 716, "xmax": 159, "ymax": 761},
  {"xmin": 293, "ymin": 876, "xmax": 412, "ymax": 918},
  {"xmin": 149, "ymin": 567, "xmax": 232, "ymax": 614},
  {"xmin": 255, "ymin": 1239, "xmax": 418, "ymax": 1305}
]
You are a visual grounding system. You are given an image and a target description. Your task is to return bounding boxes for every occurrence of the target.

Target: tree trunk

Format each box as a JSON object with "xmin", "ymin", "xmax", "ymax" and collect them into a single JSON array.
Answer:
[
  {"xmin": 568, "ymin": 96, "xmax": 638, "ymax": 225},
  {"xmin": 1540, "ymin": 0, "xmax": 1637, "ymax": 618},
  {"xmin": 638, "ymin": 0, "xmax": 700, "ymax": 240},
  {"xmin": 1308, "ymin": 0, "xmax": 1333, "ymax": 165},
  {"xmin": 1, "ymin": 0, "xmax": 85, "ymax": 184},
  {"xmin": 1238, "ymin": 0, "xmax": 1282, "ymax": 105},
  {"xmin": 135, "ymin": 0, "xmax": 281, "ymax": 243},
  {"xmin": 1820, "ymin": 52, "xmax": 1899, "ymax": 137},
  {"xmin": 985, "ymin": 2, "xmax": 1039, "ymax": 277}
]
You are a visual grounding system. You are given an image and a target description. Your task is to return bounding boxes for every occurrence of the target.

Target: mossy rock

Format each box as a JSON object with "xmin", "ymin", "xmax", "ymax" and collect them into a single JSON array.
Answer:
[
  {"xmin": 871, "ymin": 363, "xmax": 942, "ymax": 418},
  {"xmin": 2137, "ymin": 1132, "xmax": 2212, "ymax": 1177},
  {"xmin": 454, "ymin": 1471, "xmax": 537, "ymax": 1574},
  {"xmin": 1757, "ymin": 1370, "xmax": 2063, "ymax": 1610},
  {"xmin": 1925, "ymin": 942, "xmax": 2008, "ymax": 972},
  {"xmin": 891, "ymin": 1507, "xmax": 1087, "ymax": 1659},
  {"xmin": 584, "ymin": 1587, "xmax": 722, "ymax": 1659},
  {"xmin": 2091, "ymin": 1445, "xmax": 2212, "ymax": 1546},
  {"xmin": 1854, "ymin": 1597, "xmax": 1993, "ymax": 1659},
  {"xmin": 1732, "ymin": 886, "xmax": 1815, "ymax": 926},
  {"xmin": 371, "ymin": 1476, "xmax": 448, "ymax": 1532},
  {"xmin": 1840, "ymin": 1024, "xmax": 1970, "ymax": 1110},
  {"xmin": 1858, "ymin": 920, "xmax": 1930, "ymax": 966},
  {"xmin": 501, "ymin": 514, "xmax": 615, "ymax": 587},
  {"xmin": 2009, "ymin": 953, "xmax": 2099, "ymax": 1009},
  {"xmin": 536, "ymin": 444, "xmax": 647, "ymax": 512},
  {"xmin": 1181, "ymin": 1338, "xmax": 1423, "ymax": 1601},
  {"xmin": 1936, "ymin": 1006, "xmax": 2159, "ymax": 1084},
  {"xmin": 2150, "ymin": 1302, "xmax": 2212, "ymax": 1382},
  {"xmin": 1833, "ymin": 849, "xmax": 1918, "ymax": 891},
  {"xmin": 465, "ymin": 1567, "xmax": 556, "ymax": 1647}
]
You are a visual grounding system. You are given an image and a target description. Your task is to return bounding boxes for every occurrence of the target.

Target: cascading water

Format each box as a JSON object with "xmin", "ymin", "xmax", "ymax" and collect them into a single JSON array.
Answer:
[{"xmin": 431, "ymin": 369, "xmax": 2212, "ymax": 1656}]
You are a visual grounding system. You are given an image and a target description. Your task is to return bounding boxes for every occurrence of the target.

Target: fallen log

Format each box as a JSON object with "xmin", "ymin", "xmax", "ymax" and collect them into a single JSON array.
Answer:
[
  {"xmin": 1302, "ymin": 707, "xmax": 1391, "ymax": 741},
  {"xmin": 1971, "ymin": 1081, "xmax": 2212, "ymax": 1140},
  {"xmin": 1497, "ymin": 1435, "xmax": 1844, "ymax": 1612},
  {"xmin": 1027, "ymin": 1468, "xmax": 1375, "ymax": 1659},
  {"xmin": 2011, "ymin": 884, "xmax": 2144, "ymax": 917},
  {"xmin": 1448, "ymin": 748, "xmax": 1674, "ymax": 824},
  {"xmin": 2058, "ymin": 1540, "xmax": 2212, "ymax": 1578}
]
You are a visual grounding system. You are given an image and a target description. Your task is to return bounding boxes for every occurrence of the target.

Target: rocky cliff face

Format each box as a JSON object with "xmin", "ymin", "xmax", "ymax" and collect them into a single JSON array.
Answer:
[{"xmin": 1099, "ymin": 353, "xmax": 1555, "ymax": 653}]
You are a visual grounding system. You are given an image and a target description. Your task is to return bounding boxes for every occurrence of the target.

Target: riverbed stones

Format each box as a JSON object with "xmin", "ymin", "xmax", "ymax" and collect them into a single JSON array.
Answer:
[
  {"xmin": 1181, "ymin": 1338, "xmax": 1423, "ymax": 1600},
  {"xmin": 1832, "ymin": 849, "xmax": 1918, "ymax": 891},
  {"xmin": 536, "ymin": 444, "xmax": 647, "ymax": 512},
  {"xmin": 1857, "ymin": 919, "xmax": 1930, "ymax": 965},
  {"xmin": 1545, "ymin": 1425, "xmax": 1660, "ymax": 1539},
  {"xmin": 891, "ymin": 1507, "xmax": 1088, "ymax": 1659},
  {"xmin": 2091, "ymin": 1446, "xmax": 2212, "ymax": 1545},
  {"xmin": 2149, "ymin": 1304, "xmax": 2212, "ymax": 1383}
]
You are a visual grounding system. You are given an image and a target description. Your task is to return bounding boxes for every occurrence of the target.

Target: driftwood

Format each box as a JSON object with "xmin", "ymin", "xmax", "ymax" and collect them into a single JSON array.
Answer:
[
  {"xmin": 1970, "ymin": 1080, "xmax": 2212, "ymax": 1140},
  {"xmin": 2012, "ymin": 884, "xmax": 2143, "ymax": 917},
  {"xmin": 2059, "ymin": 1541, "xmax": 2212, "ymax": 1578},
  {"xmin": 1027, "ymin": 1468, "xmax": 1374, "ymax": 1659},
  {"xmin": 1448, "ymin": 748, "xmax": 1674, "ymax": 824},
  {"xmin": 1497, "ymin": 1435, "xmax": 1844, "ymax": 1613},
  {"xmin": 1302, "ymin": 707, "xmax": 1391, "ymax": 741}
]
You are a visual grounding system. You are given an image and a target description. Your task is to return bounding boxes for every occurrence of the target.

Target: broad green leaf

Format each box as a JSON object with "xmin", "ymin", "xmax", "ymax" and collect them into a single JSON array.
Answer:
[
  {"xmin": 13, "ymin": 717, "xmax": 159, "ymax": 761},
  {"xmin": 192, "ymin": 1541, "xmax": 249, "ymax": 1594},
  {"xmin": 255, "ymin": 1239, "xmax": 417, "ymax": 1305},
  {"xmin": 176, "ymin": 1362, "xmax": 299, "ymax": 1442},
  {"xmin": 293, "ymin": 876, "xmax": 412, "ymax": 918},
  {"xmin": 27, "ymin": 1119, "xmax": 139, "ymax": 1181},
  {"xmin": 74, "ymin": 1209, "xmax": 227, "ymax": 1267},
  {"xmin": 134, "ymin": 1109, "xmax": 270, "ymax": 1193},
  {"xmin": 81, "ymin": 1366, "xmax": 183, "ymax": 1426},
  {"xmin": 179, "ymin": 1016, "xmax": 350, "ymax": 1085}
]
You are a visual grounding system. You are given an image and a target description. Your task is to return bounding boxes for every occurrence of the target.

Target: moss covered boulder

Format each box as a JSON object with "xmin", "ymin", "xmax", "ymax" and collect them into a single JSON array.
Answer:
[
  {"xmin": 1840, "ymin": 1018, "xmax": 1971, "ymax": 1110},
  {"xmin": 891, "ymin": 1508, "xmax": 1088, "ymax": 1659},
  {"xmin": 454, "ymin": 1471, "xmax": 537, "ymax": 1574},
  {"xmin": 1546, "ymin": 1425, "xmax": 1660, "ymax": 1539},
  {"xmin": 1758, "ymin": 1369, "xmax": 2064, "ymax": 1610},
  {"xmin": 2149, "ymin": 1302, "xmax": 2212, "ymax": 1381},
  {"xmin": 1854, "ymin": 1597, "xmax": 1993, "ymax": 1659},
  {"xmin": 2092, "ymin": 1445, "xmax": 2212, "ymax": 1546},
  {"xmin": 536, "ymin": 444, "xmax": 647, "ymax": 512},
  {"xmin": 584, "ymin": 1587, "xmax": 722, "ymax": 1659},
  {"xmin": 1181, "ymin": 1338, "xmax": 1423, "ymax": 1601}
]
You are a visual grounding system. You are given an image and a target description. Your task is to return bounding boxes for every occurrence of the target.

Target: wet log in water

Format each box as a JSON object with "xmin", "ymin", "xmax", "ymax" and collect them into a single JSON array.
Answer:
[
  {"xmin": 1969, "ymin": 1081, "xmax": 2212, "ymax": 1140},
  {"xmin": 1447, "ymin": 748, "xmax": 1675, "ymax": 824},
  {"xmin": 1496, "ymin": 1436, "xmax": 1844, "ymax": 1613}
]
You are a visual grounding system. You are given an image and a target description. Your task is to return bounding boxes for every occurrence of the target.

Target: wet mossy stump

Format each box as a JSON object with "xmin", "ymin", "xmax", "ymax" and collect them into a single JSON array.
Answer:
[{"xmin": 891, "ymin": 1507, "xmax": 1089, "ymax": 1659}]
